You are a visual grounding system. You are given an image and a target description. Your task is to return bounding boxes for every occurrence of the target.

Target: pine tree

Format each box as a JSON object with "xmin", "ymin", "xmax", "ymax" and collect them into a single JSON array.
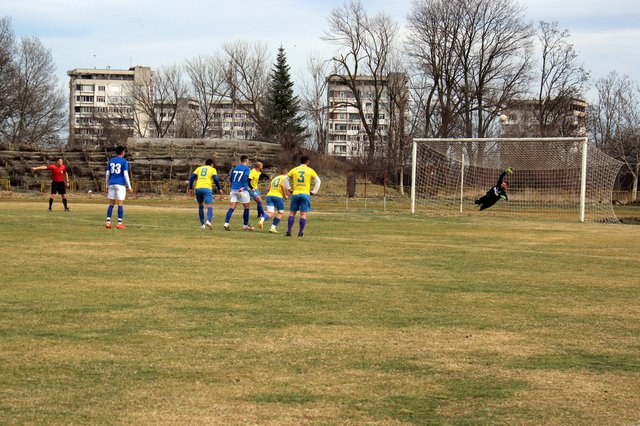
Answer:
[{"xmin": 262, "ymin": 46, "xmax": 306, "ymax": 156}]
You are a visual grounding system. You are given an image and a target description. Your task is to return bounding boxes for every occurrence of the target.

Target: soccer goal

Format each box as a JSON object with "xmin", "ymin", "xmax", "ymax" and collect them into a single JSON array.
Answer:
[{"xmin": 410, "ymin": 137, "xmax": 623, "ymax": 222}]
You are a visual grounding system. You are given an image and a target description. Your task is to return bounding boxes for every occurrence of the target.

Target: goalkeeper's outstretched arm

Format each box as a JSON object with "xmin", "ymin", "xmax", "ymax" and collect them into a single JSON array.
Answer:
[{"xmin": 496, "ymin": 167, "xmax": 513, "ymax": 187}]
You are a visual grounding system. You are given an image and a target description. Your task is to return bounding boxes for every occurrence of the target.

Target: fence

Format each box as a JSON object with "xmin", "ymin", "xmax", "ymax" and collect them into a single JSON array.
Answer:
[{"xmin": 344, "ymin": 169, "xmax": 409, "ymax": 212}]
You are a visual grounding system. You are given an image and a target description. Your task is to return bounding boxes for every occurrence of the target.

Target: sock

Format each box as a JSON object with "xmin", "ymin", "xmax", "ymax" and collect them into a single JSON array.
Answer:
[
  {"xmin": 225, "ymin": 208, "xmax": 234, "ymax": 223},
  {"xmin": 273, "ymin": 217, "xmax": 280, "ymax": 226},
  {"xmin": 257, "ymin": 201, "xmax": 264, "ymax": 217},
  {"xmin": 243, "ymin": 208, "xmax": 250, "ymax": 226},
  {"xmin": 262, "ymin": 213, "xmax": 270, "ymax": 222},
  {"xmin": 207, "ymin": 207, "xmax": 213, "ymax": 222},
  {"xmin": 49, "ymin": 198, "xmax": 53, "ymax": 209},
  {"xmin": 198, "ymin": 205, "xmax": 205, "ymax": 224},
  {"xmin": 117, "ymin": 205, "xmax": 124, "ymax": 223},
  {"xmin": 62, "ymin": 199, "xmax": 68, "ymax": 209},
  {"xmin": 287, "ymin": 216, "xmax": 294, "ymax": 233},
  {"xmin": 106, "ymin": 205, "xmax": 114, "ymax": 221},
  {"xmin": 299, "ymin": 218, "xmax": 307, "ymax": 235}
]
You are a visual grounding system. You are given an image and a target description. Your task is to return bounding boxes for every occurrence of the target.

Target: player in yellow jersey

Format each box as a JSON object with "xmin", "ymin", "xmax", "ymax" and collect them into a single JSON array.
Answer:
[
  {"xmin": 284, "ymin": 155, "xmax": 321, "ymax": 237},
  {"xmin": 257, "ymin": 166, "xmax": 288, "ymax": 233},
  {"xmin": 188, "ymin": 159, "xmax": 222, "ymax": 230},
  {"xmin": 248, "ymin": 161, "xmax": 265, "ymax": 219}
]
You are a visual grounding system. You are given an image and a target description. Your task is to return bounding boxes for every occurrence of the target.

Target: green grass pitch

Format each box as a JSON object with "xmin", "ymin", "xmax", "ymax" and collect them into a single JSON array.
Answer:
[{"xmin": 1, "ymin": 199, "xmax": 639, "ymax": 424}]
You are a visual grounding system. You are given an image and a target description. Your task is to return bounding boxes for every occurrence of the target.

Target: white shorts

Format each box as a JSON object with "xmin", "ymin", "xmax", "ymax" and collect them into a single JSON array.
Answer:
[
  {"xmin": 108, "ymin": 184, "xmax": 127, "ymax": 201},
  {"xmin": 229, "ymin": 189, "xmax": 250, "ymax": 204},
  {"xmin": 266, "ymin": 204, "xmax": 284, "ymax": 214}
]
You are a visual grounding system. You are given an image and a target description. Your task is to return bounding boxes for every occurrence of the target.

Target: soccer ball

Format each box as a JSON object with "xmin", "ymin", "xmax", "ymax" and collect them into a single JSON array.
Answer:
[
  {"xmin": 88, "ymin": 190, "xmax": 92, "ymax": 193},
  {"xmin": 499, "ymin": 114, "xmax": 508, "ymax": 123}
]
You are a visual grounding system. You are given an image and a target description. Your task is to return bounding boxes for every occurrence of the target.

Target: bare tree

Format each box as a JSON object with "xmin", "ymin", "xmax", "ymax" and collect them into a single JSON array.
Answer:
[
  {"xmin": 1, "ymin": 36, "xmax": 65, "ymax": 146},
  {"xmin": 0, "ymin": 17, "xmax": 16, "ymax": 129},
  {"xmin": 385, "ymin": 71, "xmax": 410, "ymax": 193},
  {"xmin": 406, "ymin": 0, "xmax": 465, "ymax": 137},
  {"xmin": 185, "ymin": 54, "xmax": 230, "ymax": 137},
  {"xmin": 172, "ymin": 103, "xmax": 201, "ymax": 138},
  {"xmin": 322, "ymin": 0, "xmax": 398, "ymax": 164},
  {"xmin": 90, "ymin": 111, "xmax": 132, "ymax": 148},
  {"xmin": 222, "ymin": 40, "xmax": 270, "ymax": 139},
  {"xmin": 129, "ymin": 64, "xmax": 187, "ymax": 138},
  {"xmin": 299, "ymin": 56, "xmax": 329, "ymax": 153},
  {"xmin": 532, "ymin": 21, "xmax": 589, "ymax": 136},
  {"xmin": 406, "ymin": 0, "xmax": 532, "ymax": 142},
  {"xmin": 590, "ymin": 72, "xmax": 640, "ymax": 201}
]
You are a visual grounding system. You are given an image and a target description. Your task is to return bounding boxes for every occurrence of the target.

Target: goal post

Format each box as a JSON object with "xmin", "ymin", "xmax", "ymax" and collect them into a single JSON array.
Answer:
[{"xmin": 410, "ymin": 137, "xmax": 623, "ymax": 223}]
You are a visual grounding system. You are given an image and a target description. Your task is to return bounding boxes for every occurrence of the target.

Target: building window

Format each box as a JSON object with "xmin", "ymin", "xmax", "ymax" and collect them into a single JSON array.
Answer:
[
  {"xmin": 97, "ymin": 96, "xmax": 105, "ymax": 103},
  {"xmin": 98, "ymin": 86, "xmax": 106, "ymax": 92}
]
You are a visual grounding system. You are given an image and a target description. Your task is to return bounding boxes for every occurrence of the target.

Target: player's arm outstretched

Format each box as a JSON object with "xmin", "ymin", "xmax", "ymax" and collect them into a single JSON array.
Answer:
[{"xmin": 495, "ymin": 167, "xmax": 513, "ymax": 186}]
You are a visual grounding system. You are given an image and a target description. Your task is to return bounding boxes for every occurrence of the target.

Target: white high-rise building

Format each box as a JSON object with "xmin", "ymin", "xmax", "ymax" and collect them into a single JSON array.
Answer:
[
  {"xmin": 67, "ymin": 66, "xmax": 152, "ymax": 147},
  {"xmin": 326, "ymin": 74, "xmax": 407, "ymax": 159}
]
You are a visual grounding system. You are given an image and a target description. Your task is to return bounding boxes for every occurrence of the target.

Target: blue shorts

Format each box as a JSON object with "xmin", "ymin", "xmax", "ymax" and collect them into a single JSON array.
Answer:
[
  {"xmin": 266, "ymin": 196, "xmax": 285, "ymax": 212},
  {"xmin": 249, "ymin": 189, "xmax": 262, "ymax": 200},
  {"xmin": 290, "ymin": 194, "xmax": 311, "ymax": 213},
  {"xmin": 195, "ymin": 188, "xmax": 213, "ymax": 204}
]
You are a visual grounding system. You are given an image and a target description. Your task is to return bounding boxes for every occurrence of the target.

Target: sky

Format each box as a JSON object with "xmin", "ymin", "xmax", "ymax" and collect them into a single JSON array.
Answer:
[{"xmin": 4, "ymin": 0, "xmax": 640, "ymax": 102}]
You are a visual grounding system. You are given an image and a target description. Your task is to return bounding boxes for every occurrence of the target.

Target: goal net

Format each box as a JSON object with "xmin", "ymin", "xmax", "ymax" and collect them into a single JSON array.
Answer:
[{"xmin": 411, "ymin": 138, "xmax": 623, "ymax": 222}]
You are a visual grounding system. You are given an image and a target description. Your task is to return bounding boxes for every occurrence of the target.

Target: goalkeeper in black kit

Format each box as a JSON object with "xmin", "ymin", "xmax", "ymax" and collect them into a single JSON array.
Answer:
[{"xmin": 475, "ymin": 167, "xmax": 513, "ymax": 211}]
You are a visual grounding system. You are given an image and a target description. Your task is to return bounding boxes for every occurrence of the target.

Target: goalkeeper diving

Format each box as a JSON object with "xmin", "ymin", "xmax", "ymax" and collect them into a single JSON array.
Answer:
[{"xmin": 474, "ymin": 167, "xmax": 513, "ymax": 211}]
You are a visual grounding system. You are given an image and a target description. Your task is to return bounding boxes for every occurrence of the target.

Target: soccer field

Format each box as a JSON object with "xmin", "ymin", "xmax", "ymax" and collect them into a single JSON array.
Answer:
[{"xmin": 1, "ymin": 199, "xmax": 639, "ymax": 424}]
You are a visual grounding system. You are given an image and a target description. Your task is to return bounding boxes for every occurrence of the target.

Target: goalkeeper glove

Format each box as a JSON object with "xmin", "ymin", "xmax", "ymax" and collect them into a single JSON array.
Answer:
[{"xmin": 505, "ymin": 167, "xmax": 514, "ymax": 174}]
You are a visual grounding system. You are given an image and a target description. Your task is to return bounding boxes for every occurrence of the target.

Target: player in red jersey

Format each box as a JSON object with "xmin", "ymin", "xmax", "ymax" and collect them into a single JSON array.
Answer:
[{"xmin": 32, "ymin": 158, "xmax": 70, "ymax": 211}]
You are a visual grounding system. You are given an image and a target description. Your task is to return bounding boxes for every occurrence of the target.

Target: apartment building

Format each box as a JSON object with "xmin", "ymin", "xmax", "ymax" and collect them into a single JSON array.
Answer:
[
  {"xmin": 67, "ymin": 66, "xmax": 152, "ymax": 147},
  {"xmin": 68, "ymin": 66, "xmax": 262, "ymax": 145},
  {"xmin": 500, "ymin": 98, "xmax": 587, "ymax": 138},
  {"xmin": 206, "ymin": 100, "xmax": 259, "ymax": 140},
  {"xmin": 326, "ymin": 73, "xmax": 407, "ymax": 158}
]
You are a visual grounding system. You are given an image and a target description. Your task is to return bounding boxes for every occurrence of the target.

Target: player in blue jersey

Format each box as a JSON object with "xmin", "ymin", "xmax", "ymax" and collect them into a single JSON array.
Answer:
[
  {"xmin": 223, "ymin": 155, "xmax": 254, "ymax": 231},
  {"xmin": 188, "ymin": 158, "xmax": 222, "ymax": 230},
  {"xmin": 105, "ymin": 146, "xmax": 133, "ymax": 229}
]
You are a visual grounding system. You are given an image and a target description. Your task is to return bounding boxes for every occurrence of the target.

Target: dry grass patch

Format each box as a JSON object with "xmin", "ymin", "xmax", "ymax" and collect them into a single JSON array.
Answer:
[{"xmin": 1, "ymin": 200, "xmax": 639, "ymax": 424}]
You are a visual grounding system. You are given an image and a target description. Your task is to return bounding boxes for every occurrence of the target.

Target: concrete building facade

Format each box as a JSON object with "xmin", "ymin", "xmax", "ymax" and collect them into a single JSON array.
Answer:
[
  {"xmin": 67, "ymin": 66, "xmax": 153, "ymax": 147},
  {"xmin": 500, "ymin": 98, "xmax": 587, "ymax": 138},
  {"xmin": 326, "ymin": 74, "xmax": 407, "ymax": 159}
]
